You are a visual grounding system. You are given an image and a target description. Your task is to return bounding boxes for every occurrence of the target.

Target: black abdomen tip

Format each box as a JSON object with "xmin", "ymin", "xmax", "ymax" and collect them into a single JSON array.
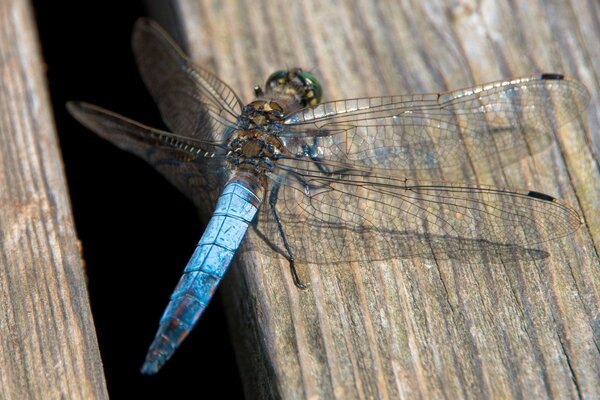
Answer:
[
  {"xmin": 527, "ymin": 190, "xmax": 555, "ymax": 202},
  {"xmin": 540, "ymin": 73, "xmax": 564, "ymax": 80}
]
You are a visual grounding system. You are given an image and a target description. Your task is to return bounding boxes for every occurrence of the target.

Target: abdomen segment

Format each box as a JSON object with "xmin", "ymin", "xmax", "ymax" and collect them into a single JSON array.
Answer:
[{"xmin": 141, "ymin": 178, "xmax": 262, "ymax": 374}]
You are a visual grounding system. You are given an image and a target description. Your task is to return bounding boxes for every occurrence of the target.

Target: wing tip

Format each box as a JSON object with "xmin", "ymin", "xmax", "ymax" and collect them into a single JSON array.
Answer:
[
  {"xmin": 65, "ymin": 101, "xmax": 90, "ymax": 123},
  {"xmin": 134, "ymin": 17, "xmax": 157, "ymax": 32},
  {"xmin": 65, "ymin": 100, "xmax": 78, "ymax": 115}
]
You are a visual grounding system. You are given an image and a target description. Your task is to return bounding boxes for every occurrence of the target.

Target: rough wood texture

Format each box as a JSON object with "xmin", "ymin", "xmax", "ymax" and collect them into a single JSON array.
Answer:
[
  {"xmin": 147, "ymin": 0, "xmax": 600, "ymax": 398},
  {"xmin": 0, "ymin": 1, "xmax": 108, "ymax": 398}
]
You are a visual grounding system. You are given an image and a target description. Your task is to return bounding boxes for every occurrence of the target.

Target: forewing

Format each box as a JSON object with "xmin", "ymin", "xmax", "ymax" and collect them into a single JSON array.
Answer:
[
  {"xmin": 132, "ymin": 18, "xmax": 241, "ymax": 143},
  {"xmin": 67, "ymin": 102, "xmax": 227, "ymax": 210},
  {"xmin": 281, "ymin": 75, "xmax": 589, "ymax": 174},
  {"xmin": 253, "ymin": 159, "xmax": 581, "ymax": 265}
]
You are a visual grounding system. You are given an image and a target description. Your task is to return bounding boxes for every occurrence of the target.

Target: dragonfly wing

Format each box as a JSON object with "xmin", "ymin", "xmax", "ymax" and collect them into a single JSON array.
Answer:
[
  {"xmin": 67, "ymin": 101, "xmax": 227, "ymax": 210},
  {"xmin": 132, "ymin": 18, "xmax": 241, "ymax": 143},
  {"xmin": 281, "ymin": 75, "xmax": 589, "ymax": 174},
  {"xmin": 252, "ymin": 159, "xmax": 581, "ymax": 265}
]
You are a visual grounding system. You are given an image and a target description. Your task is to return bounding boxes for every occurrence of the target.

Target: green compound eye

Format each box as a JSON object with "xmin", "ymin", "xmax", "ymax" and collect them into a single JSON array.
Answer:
[
  {"xmin": 295, "ymin": 70, "xmax": 322, "ymax": 106},
  {"xmin": 265, "ymin": 70, "xmax": 289, "ymax": 88}
]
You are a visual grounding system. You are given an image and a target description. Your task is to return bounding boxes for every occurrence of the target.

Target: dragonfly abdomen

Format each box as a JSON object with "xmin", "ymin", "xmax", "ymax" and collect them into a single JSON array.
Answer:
[{"xmin": 141, "ymin": 174, "xmax": 264, "ymax": 374}]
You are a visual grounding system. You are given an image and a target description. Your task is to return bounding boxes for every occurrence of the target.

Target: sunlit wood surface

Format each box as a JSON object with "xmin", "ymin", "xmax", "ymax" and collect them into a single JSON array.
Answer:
[{"xmin": 149, "ymin": 0, "xmax": 600, "ymax": 398}]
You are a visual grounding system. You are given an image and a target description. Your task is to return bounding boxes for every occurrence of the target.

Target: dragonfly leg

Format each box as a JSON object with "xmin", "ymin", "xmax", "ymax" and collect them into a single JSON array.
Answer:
[
  {"xmin": 269, "ymin": 182, "xmax": 309, "ymax": 289},
  {"xmin": 303, "ymin": 139, "xmax": 351, "ymax": 175}
]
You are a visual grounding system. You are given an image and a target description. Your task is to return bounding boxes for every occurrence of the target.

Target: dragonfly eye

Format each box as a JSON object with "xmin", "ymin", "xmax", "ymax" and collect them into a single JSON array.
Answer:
[
  {"xmin": 295, "ymin": 70, "xmax": 322, "ymax": 106},
  {"xmin": 265, "ymin": 69, "xmax": 323, "ymax": 107},
  {"xmin": 265, "ymin": 70, "xmax": 289, "ymax": 89}
]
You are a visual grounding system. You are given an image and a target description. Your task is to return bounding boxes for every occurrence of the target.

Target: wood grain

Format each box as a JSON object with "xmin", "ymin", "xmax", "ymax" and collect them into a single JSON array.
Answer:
[
  {"xmin": 0, "ymin": 1, "xmax": 107, "ymax": 398},
  {"xmin": 145, "ymin": 0, "xmax": 600, "ymax": 398}
]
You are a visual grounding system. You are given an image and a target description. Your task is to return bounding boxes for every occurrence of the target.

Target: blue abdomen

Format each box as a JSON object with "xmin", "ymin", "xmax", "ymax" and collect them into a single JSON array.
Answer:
[{"xmin": 141, "ymin": 175, "xmax": 263, "ymax": 374}]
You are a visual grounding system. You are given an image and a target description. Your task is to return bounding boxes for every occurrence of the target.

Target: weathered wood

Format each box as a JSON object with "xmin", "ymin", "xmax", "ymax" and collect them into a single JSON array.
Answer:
[
  {"xmin": 0, "ymin": 1, "xmax": 108, "ymax": 398},
  {"xmin": 143, "ymin": 0, "xmax": 599, "ymax": 398}
]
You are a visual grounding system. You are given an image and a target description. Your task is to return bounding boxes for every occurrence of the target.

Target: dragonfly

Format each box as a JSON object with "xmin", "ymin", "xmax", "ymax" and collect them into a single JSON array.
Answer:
[{"xmin": 67, "ymin": 18, "xmax": 589, "ymax": 374}]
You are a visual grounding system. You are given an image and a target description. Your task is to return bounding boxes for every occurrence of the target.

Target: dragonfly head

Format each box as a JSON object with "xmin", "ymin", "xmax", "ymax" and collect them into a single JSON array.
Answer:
[{"xmin": 263, "ymin": 68, "xmax": 323, "ymax": 107}]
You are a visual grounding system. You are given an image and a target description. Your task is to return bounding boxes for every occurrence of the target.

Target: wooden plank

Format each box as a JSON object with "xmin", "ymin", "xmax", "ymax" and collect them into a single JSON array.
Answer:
[
  {"xmin": 141, "ymin": 0, "xmax": 599, "ymax": 398},
  {"xmin": 0, "ymin": 1, "xmax": 108, "ymax": 398}
]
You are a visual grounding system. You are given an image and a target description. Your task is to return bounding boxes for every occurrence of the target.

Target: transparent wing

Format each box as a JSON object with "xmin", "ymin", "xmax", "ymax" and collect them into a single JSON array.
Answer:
[
  {"xmin": 67, "ymin": 101, "xmax": 228, "ymax": 210},
  {"xmin": 253, "ymin": 159, "xmax": 581, "ymax": 265},
  {"xmin": 281, "ymin": 74, "xmax": 589, "ymax": 174},
  {"xmin": 132, "ymin": 18, "xmax": 242, "ymax": 143}
]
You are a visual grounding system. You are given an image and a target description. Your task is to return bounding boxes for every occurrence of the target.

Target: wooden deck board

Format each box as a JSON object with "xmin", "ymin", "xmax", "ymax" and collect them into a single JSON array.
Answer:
[
  {"xmin": 0, "ymin": 1, "xmax": 108, "ymax": 398},
  {"xmin": 143, "ymin": 0, "xmax": 600, "ymax": 398}
]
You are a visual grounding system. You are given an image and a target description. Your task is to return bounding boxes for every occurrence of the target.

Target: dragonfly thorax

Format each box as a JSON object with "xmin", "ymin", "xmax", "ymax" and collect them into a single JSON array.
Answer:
[
  {"xmin": 240, "ymin": 100, "xmax": 285, "ymax": 129},
  {"xmin": 226, "ymin": 128, "xmax": 287, "ymax": 174}
]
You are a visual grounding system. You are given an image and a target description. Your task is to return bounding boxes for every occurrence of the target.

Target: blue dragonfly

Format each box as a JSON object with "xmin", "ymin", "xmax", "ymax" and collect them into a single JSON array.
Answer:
[{"xmin": 67, "ymin": 18, "xmax": 589, "ymax": 374}]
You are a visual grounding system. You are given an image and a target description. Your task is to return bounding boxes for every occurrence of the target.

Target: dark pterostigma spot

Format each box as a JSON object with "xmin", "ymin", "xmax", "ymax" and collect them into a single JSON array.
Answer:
[
  {"xmin": 540, "ymin": 73, "xmax": 564, "ymax": 80},
  {"xmin": 527, "ymin": 191, "xmax": 555, "ymax": 202}
]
